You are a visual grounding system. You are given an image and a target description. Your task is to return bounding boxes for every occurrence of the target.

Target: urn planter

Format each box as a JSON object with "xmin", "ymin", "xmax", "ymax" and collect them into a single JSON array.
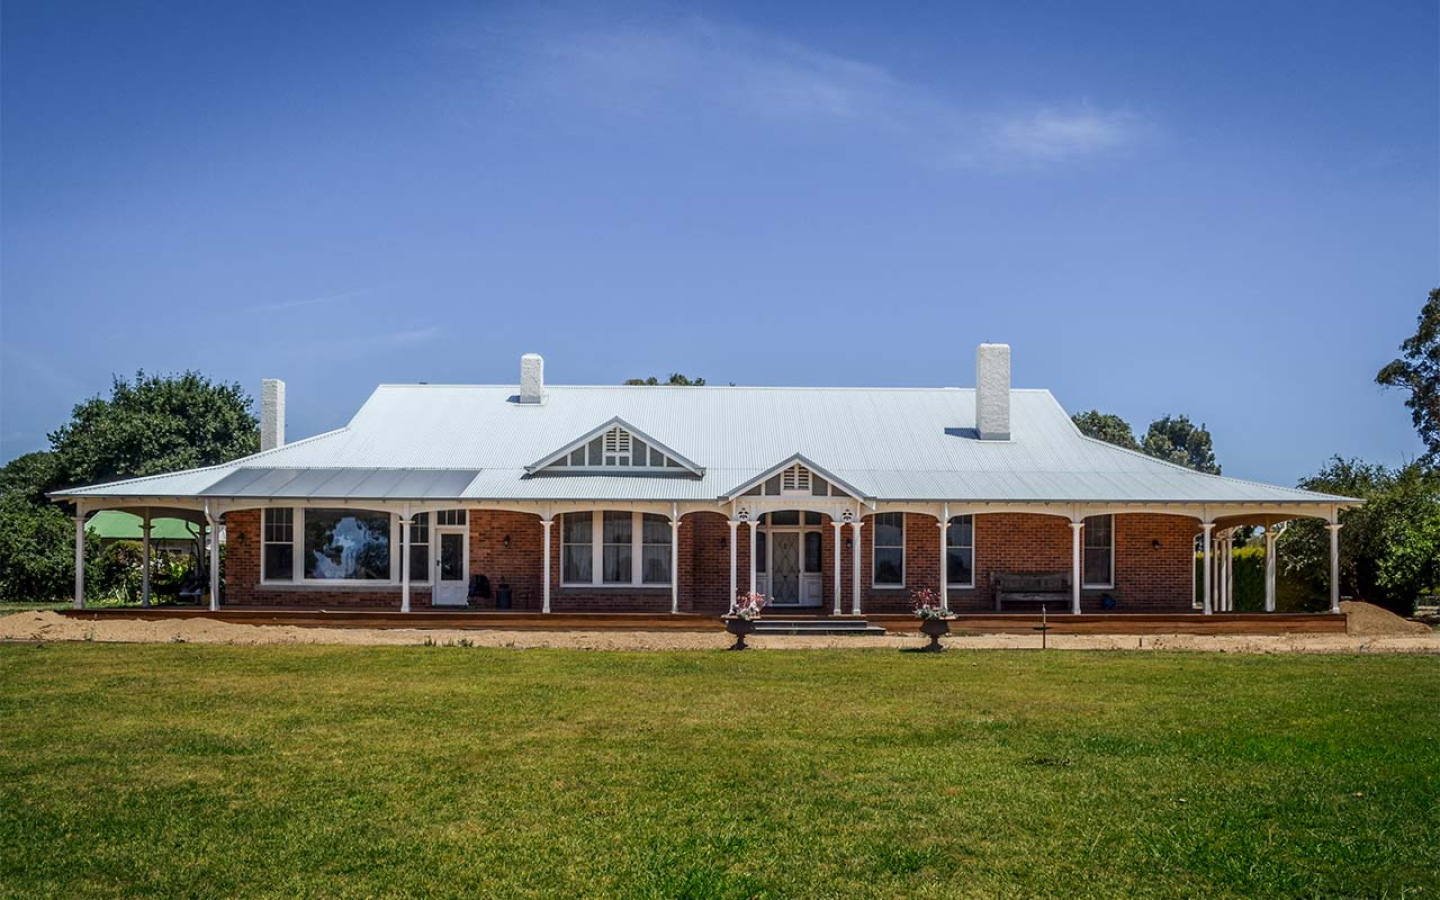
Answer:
[
  {"xmin": 918, "ymin": 618, "xmax": 951, "ymax": 652},
  {"xmin": 725, "ymin": 617, "xmax": 757, "ymax": 651}
]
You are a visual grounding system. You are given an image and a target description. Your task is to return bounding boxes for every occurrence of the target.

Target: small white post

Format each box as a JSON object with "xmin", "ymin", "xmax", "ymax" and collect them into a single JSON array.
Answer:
[
  {"xmin": 849, "ymin": 520, "xmax": 864, "ymax": 615},
  {"xmin": 206, "ymin": 507, "xmax": 220, "ymax": 612},
  {"xmin": 728, "ymin": 520, "xmax": 739, "ymax": 613},
  {"xmin": 749, "ymin": 521, "xmax": 757, "ymax": 596},
  {"xmin": 1264, "ymin": 525, "xmax": 1277, "ymax": 613},
  {"xmin": 73, "ymin": 512, "xmax": 86, "ymax": 609},
  {"xmin": 1226, "ymin": 532, "xmax": 1235, "ymax": 611},
  {"xmin": 669, "ymin": 506, "xmax": 680, "ymax": 615},
  {"xmin": 1218, "ymin": 533, "xmax": 1230, "ymax": 612},
  {"xmin": 141, "ymin": 508, "xmax": 152, "ymax": 609},
  {"xmin": 542, "ymin": 517, "xmax": 553, "ymax": 614},
  {"xmin": 1201, "ymin": 523, "xmax": 1215, "ymax": 615},
  {"xmin": 1327, "ymin": 521, "xmax": 1342, "ymax": 614},
  {"xmin": 400, "ymin": 504, "xmax": 412, "ymax": 613},
  {"xmin": 1070, "ymin": 521, "xmax": 1084, "ymax": 615},
  {"xmin": 832, "ymin": 522, "xmax": 843, "ymax": 615}
]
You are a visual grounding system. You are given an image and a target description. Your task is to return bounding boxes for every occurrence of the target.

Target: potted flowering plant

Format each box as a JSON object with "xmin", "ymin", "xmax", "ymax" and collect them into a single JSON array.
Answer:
[
  {"xmin": 910, "ymin": 587, "xmax": 952, "ymax": 652},
  {"xmin": 724, "ymin": 591, "xmax": 769, "ymax": 650}
]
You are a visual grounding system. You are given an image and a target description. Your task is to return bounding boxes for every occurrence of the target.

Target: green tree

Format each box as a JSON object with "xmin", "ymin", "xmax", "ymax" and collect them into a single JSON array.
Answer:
[
  {"xmin": 623, "ymin": 373, "xmax": 707, "ymax": 386},
  {"xmin": 1071, "ymin": 410, "xmax": 1141, "ymax": 451},
  {"xmin": 1279, "ymin": 457, "xmax": 1440, "ymax": 614},
  {"xmin": 1376, "ymin": 287, "xmax": 1440, "ymax": 465},
  {"xmin": 49, "ymin": 371, "xmax": 258, "ymax": 489},
  {"xmin": 1142, "ymin": 415, "xmax": 1221, "ymax": 474},
  {"xmin": 0, "ymin": 454, "xmax": 90, "ymax": 602}
]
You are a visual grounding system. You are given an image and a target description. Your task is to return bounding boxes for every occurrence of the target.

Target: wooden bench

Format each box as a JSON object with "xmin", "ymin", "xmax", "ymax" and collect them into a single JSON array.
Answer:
[{"xmin": 992, "ymin": 572, "xmax": 1071, "ymax": 612}]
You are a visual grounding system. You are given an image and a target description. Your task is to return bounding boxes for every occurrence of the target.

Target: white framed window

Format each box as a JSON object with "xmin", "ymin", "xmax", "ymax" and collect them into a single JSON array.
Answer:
[
  {"xmin": 561, "ymin": 511, "xmax": 674, "ymax": 587},
  {"xmin": 436, "ymin": 509, "xmax": 467, "ymax": 527},
  {"xmin": 262, "ymin": 508, "xmax": 294, "ymax": 581},
  {"xmin": 408, "ymin": 513, "xmax": 430, "ymax": 583},
  {"xmin": 946, "ymin": 515, "xmax": 974, "ymax": 589},
  {"xmin": 872, "ymin": 512, "xmax": 905, "ymax": 587},
  {"xmin": 1083, "ymin": 514, "xmax": 1114, "ymax": 589}
]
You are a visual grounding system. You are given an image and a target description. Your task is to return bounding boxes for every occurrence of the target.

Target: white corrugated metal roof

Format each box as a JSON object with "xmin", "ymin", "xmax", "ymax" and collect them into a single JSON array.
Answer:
[{"xmin": 53, "ymin": 383, "xmax": 1352, "ymax": 505}]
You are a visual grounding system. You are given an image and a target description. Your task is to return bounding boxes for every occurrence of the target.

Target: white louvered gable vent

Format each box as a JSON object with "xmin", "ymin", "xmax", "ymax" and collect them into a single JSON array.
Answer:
[{"xmin": 781, "ymin": 463, "xmax": 811, "ymax": 494}]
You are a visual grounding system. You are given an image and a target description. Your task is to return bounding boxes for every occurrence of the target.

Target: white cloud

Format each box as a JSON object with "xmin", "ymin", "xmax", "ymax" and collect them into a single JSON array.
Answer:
[{"xmin": 451, "ymin": 11, "xmax": 1149, "ymax": 169}]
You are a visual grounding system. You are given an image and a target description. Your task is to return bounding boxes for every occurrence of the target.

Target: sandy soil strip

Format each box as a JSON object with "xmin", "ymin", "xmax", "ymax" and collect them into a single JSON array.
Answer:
[{"xmin": 2, "ymin": 610, "xmax": 1438, "ymax": 654}]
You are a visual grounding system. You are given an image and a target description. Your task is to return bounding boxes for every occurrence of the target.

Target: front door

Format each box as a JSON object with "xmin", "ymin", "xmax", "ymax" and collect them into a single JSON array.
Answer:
[
  {"xmin": 770, "ymin": 532, "xmax": 801, "ymax": 605},
  {"xmin": 433, "ymin": 530, "xmax": 468, "ymax": 606}
]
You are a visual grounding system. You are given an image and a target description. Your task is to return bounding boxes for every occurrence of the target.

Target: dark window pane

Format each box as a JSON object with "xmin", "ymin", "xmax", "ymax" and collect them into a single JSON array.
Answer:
[
  {"xmin": 804, "ymin": 511, "xmax": 821, "ymax": 525},
  {"xmin": 563, "ymin": 545, "xmax": 591, "ymax": 583},
  {"xmin": 641, "ymin": 514, "xmax": 669, "ymax": 544},
  {"xmin": 439, "ymin": 533, "xmax": 464, "ymax": 581},
  {"xmin": 804, "ymin": 531, "xmax": 822, "ymax": 572},
  {"xmin": 1084, "ymin": 549, "xmax": 1112, "ymax": 586},
  {"xmin": 303, "ymin": 509, "xmax": 391, "ymax": 580},
  {"xmin": 603, "ymin": 545, "xmax": 631, "ymax": 583},
  {"xmin": 642, "ymin": 546, "xmax": 669, "ymax": 583},
  {"xmin": 875, "ymin": 548, "xmax": 904, "ymax": 585},
  {"xmin": 948, "ymin": 515, "xmax": 973, "ymax": 548},
  {"xmin": 409, "ymin": 544, "xmax": 429, "ymax": 582},
  {"xmin": 769, "ymin": 510, "xmax": 799, "ymax": 526},
  {"xmin": 947, "ymin": 547, "xmax": 972, "ymax": 585},
  {"xmin": 756, "ymin": 533, "xmax": 767, "ymax": 573},
  {"xmin": 874, "ymin": 513, "xmax": 904, "ymax": 548},
  {"xmin": 603, "ymin": 511, "xmax": 632, "ymax": 544},
  {"xmin": 264, "ymin": 544, "xmax": 293, "ymax": 581}
]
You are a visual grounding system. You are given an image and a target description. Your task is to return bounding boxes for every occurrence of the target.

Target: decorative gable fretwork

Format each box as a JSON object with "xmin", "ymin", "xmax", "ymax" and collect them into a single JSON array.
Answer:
[
  {"xmin": 745, "ymin": 462, "xmax": 835, "ymax": 498},
  {"xmin": 531, "ymin": 420, "xmax": 701, "ymax": 475}
]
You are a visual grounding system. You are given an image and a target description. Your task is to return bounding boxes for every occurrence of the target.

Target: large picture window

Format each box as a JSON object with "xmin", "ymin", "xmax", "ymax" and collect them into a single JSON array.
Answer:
[
  {"xmin": 262, "ymin": 508, "xmax": 293, "ymax": 581},
  {"xmin": 561, "ymin": 511, "xmax": 674, "ymax": 587},
  {"xmin": 873, "ymin": 512, "xmax": 905, "ymax": 587},
  {"xmin": 946, "ymin": 515, "xmax": 974, "ymax": 588},
  {"xmin": 1083, "ymin": 514, "xmax": 1114, "ymax": 588},
  {"xmin": 304, "ymin": 509, "xmax": 391, "ymax": 580}
]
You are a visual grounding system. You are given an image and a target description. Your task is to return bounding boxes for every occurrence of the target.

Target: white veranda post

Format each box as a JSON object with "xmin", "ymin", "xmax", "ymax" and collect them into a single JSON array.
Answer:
[
  {"xmin": 669, "ymin": 509, "xmax": 680, "ymax": 615},
  {"xmin": 399, "ymin": 505, "xmax": 411, "ymax": 614},
  {"xmin": 206, "ymin": 509, "xmax": 220, "ymax": 612},
  {"xmin": 1069, "ymin": 521, "xmax": 1083, "ymax": 615},
  {"xmin": 73, "ymin": 512, "xmax": 86, "ymax": 610},
  {"xmin": 1264, "ymin": 525, "xmax": 1278, "ymax": 613},
  {"xmin": 1200, "ymin": 523, "xmax": 1215, "ymax": 615},
  {"xmin": 141, "ymin": 509, "xmax": 152, "ymax": 609},
  {"xmin": 849, "ymin": 520, "xmax": 863, "ymax": 615},
  {"xmin": 831, "ymin": 522, "xmax": 843, "ymax": 615},
  {"xmin": 541, "ymin": 518, "xmax": 553, "ymax": 614},
  {"xmin": 938, "ymin": 504, "xmax": 949, "ymax": 612},
  {"xmin": 727, "ymin": 520, "xmax": 739, "ymax": 612},
  {"xmin": 1327, "ymin": 521, "xmax": 1342, "ymax": 614},
  {"xmin": 749, "ymin": 521, "xmax": 757, "ymax": 596}
]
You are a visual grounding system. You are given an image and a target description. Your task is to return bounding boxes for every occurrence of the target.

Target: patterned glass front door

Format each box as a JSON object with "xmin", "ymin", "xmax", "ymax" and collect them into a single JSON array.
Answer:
[{"xmin": 771, "ymin": 532, "xmax": 800, "ymax": 604}]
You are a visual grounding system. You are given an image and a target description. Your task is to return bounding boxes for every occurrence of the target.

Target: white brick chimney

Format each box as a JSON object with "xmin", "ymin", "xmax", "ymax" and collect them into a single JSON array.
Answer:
[
  {"xmin": 519, "ymin": 353, "xmax": 545, "ymax": 404},
  {"xmin": 261, "ymin": 379, "xmax": 286, "ymax": 450},
  {"xmin": 975, "ymin": 343, "xmax": 1010, "ymax": 441}
]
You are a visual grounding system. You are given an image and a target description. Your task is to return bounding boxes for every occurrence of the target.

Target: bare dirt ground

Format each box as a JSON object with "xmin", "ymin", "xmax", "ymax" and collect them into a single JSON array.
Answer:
[{"xmin": 2, "ymin": 602, "xmax": 1437, "ymax": 653}]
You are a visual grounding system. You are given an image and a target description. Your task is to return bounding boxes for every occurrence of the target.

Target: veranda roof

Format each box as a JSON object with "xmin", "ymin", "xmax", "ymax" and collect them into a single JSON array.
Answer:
[{"xmin": 52, "ymin": 384, "xmax": 1353, "ymax": 507}]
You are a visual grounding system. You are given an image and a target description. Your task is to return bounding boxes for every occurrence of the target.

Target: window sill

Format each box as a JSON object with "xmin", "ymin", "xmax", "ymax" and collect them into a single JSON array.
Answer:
[
  {"xmin": 945, "ymin": 585, "xmax": 976, "ymax": 591},
  {"xmin": 258, "ymin": 582, "xmax": 428, "ymax": 592},
  {"xmin": 871, "ymin": 584, "xmax": 907, "ymax": 590},
  {"xmin": 559, "ymin": 583, "xmax": 673, "ymax": 591}
]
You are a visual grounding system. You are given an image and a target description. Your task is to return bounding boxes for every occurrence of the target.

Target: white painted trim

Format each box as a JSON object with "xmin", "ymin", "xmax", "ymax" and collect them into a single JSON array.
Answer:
[
  {"xmin": 524, "ymin": 416, "xmax": 704, "ymax": 475},
  {"xmin": 721, "ymin": 453, "xmax": 870, "ymax": 504}
]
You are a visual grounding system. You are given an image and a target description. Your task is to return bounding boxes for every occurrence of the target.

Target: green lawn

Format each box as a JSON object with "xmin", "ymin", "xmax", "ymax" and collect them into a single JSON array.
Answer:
[{"xmin": 2, "ymin": 646, "xmax": 1436, "ymax": 899}]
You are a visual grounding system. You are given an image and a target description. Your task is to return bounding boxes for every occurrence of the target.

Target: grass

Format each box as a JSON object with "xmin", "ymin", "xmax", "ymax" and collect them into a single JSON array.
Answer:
[
  {"xmin": 1, "ymin": 646, "xmax": 1436, "ymax": 899},
  {"xmin": 0, "ymin": 601, "xmax": 70, "ymax": 612}
]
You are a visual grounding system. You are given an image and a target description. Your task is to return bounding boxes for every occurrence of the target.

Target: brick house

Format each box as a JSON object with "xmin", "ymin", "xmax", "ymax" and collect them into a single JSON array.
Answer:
[{"xmin": 54, "ymin": 345, "xmax": 1354, "ymax": 617}]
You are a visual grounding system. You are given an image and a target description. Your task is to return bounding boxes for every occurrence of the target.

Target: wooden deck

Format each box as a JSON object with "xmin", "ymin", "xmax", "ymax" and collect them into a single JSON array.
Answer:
[{"xmin": 59, "ymin": 607, "xmax": 1348, "ymax": 635}]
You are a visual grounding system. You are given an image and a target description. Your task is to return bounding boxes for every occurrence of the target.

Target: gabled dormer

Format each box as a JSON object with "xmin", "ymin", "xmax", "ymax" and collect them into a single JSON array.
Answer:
[
  {"xmin": 722, "ymin": 455, "xmax": 868, "ymax": 501},
  {"xmin": 525, "ymin": 417, "xmax": 704, "ymax": 476}
]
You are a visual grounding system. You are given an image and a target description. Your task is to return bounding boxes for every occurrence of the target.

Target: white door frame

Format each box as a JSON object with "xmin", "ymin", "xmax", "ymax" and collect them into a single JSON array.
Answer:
[
  {"xmin": 432, "ymin": 525, "xmax": 469, "ymax": 606},
  {"xmin": 758, "ymin": 521, "xmax": 824, "ymax": 607}
]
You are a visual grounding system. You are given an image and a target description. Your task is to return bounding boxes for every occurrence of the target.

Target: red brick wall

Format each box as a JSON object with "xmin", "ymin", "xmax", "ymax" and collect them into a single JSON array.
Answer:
[{"xmin": 222, "ymin": 507, "xmax": 1198, "ymax": 613}]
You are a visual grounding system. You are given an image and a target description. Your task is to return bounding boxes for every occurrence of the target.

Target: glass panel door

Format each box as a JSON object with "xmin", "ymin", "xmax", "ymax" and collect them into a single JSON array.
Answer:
[
  {"xmin": 770, "ymin": 532, "xmax": 800, "ymax": 604},
  {"xmin": 434, "ymin": 531, "xmax": 467, "ymax": 606}
]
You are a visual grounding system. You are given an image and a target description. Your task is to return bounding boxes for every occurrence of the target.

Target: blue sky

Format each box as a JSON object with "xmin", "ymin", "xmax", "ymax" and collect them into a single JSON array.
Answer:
[{"xmin": 2, "ymin": 0, "xmax": 1436, "ymax": 485}]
